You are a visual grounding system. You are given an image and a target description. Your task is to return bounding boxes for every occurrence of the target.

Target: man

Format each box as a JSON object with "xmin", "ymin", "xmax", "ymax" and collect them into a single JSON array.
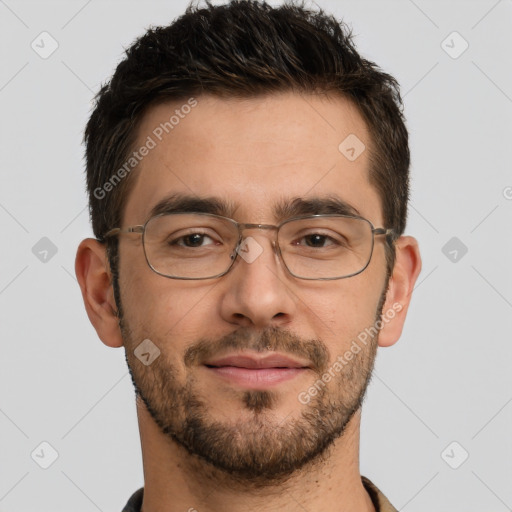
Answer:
[{"xmin": 75, "ymin": 0, "xmax": 421, "ymax": 510}]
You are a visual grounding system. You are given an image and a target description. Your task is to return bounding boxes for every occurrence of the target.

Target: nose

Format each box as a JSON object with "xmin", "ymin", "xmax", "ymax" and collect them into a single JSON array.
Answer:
[{"xmin": 218, "ymin": 234, "xmax": 296, "ymax": 329}]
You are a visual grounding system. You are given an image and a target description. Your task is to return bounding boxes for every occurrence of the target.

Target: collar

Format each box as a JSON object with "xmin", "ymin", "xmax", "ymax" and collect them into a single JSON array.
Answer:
[
  {"xmin": 362, "ymin": 476, "xmax": 398, "ymax": 512},
  {"xmin": 123, "ymin": 476, "xmax": 397, "ymax": 512}
]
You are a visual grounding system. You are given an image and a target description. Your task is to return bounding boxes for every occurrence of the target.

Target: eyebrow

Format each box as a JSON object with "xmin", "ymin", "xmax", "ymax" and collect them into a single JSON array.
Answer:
[
  {"xmin": 275, "ymin": 196, "xmax": 360, "ymax": 219},
  {"xmin": 148, "ymin": 194, "xmax": 239, "ymax": 220},
  {"xmin": 146, "ymin": 193, "xmax": 361, "ymax": 222}
]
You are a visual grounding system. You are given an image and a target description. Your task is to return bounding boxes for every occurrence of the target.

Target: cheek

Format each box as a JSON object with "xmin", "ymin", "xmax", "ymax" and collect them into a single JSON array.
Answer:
[
  {"xmin": 301, "ymin": 278, "xmax": 383, "ymax": 355},
  {"xmin": 120, "ymin": 262, "xmax": 220, "ymax": 343}
]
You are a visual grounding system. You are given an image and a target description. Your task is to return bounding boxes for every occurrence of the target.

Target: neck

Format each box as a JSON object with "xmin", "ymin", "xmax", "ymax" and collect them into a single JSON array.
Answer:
[{"xmin": 136, "ymin": 398, "xmax": 375, "ymax": 512}]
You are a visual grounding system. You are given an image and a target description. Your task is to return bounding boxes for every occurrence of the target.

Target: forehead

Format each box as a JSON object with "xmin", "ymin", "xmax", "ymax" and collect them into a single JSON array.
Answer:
[{"xmin": 122, "ymin": 92, "xmax": 382, "ymax": 226}]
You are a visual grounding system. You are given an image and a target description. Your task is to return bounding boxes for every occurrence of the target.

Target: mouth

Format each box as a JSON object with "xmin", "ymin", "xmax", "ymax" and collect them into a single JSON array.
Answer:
[{"xmin": 203, "ymin": 353, "xmax": 310, "ymax": 388}]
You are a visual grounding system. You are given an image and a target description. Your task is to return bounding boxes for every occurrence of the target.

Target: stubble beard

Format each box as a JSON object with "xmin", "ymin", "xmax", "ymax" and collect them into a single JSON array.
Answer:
[
  {"xmin": 113, "ymin": 266, "xmax": 386, "ymax": 488},
  {"xmin": 121, "ymin": 324, "xmax": 381, "ymax": 488}
]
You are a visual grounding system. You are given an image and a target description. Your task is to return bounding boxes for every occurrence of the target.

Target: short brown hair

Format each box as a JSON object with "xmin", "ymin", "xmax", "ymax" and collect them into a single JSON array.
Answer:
[{"xmin": 84, "ymin": 0, "xmax": 409, "ymax": 282}]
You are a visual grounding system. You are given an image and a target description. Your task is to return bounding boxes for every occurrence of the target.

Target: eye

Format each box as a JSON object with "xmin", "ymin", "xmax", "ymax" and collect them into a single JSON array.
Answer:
[
  {"xmin": 292, "ymin": 231, "xmax": 348, "ymax": 249},
  {"xmin": 176, "ymin": 233, "xmax": 214, "ymax": 247},
  {"xmin": 300, "ymin": 234, "xmax": 335, "ymax": 248},
  {"xmin": 167, "ymin": 230, "xmax": 220, "ymax": 248}
]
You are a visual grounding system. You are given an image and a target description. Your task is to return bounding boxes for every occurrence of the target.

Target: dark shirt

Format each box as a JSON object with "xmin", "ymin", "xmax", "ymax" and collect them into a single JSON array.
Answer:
[{"xmin": 122, "ymin": 476, "xmax": 397, "ymax": 511}]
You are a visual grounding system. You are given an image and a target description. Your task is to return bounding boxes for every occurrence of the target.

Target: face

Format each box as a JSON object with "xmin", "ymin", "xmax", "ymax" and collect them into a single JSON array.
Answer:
[{"xmin": 116, "ymin": 92, "xmax": 390, "ymax": 485}]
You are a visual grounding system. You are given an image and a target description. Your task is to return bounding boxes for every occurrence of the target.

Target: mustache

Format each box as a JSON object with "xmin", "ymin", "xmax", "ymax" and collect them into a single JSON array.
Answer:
[{"xmin": 184, "ymin": 326, "xmax": 329, "ymax": 373}]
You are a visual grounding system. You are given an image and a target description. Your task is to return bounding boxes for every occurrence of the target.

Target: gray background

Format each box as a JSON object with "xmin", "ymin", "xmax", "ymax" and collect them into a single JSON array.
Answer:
[{"xmin": 1, "ymin": 0, "xmax": 511, "ymax": 510}]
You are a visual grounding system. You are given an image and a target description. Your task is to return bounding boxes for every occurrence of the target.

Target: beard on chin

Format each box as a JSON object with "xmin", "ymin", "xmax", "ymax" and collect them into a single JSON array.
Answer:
[{"xmin": 120, "ymin": 316, "xmax": 380, "ymax": 487}]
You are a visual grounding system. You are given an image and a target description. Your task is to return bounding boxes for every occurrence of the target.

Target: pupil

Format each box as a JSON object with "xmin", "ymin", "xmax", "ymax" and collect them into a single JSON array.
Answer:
[
  {"xmin": 185, "ymin": 234, "xmax": 203, "ymax": 246},
  {"xmin": 306, "ymin": 235, "xmax": 324, "ymax": 247}
]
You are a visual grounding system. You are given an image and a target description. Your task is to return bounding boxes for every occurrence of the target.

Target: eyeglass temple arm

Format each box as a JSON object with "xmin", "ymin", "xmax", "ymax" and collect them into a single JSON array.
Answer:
[
  {"xmin": 373, "ymin": 227, "xmax": 397, "ymax": 240},
  {"xmin": 102, "ymin": 226, "xmax": 144, "ymax": 239}
]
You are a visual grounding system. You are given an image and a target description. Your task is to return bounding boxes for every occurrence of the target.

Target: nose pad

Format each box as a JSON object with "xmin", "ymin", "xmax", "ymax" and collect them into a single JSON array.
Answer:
[
  {"xmin": 230, "ymin": 236, "xmax": 280, "ymax": 265},
  {"xmin": 230, "ymin": 236, "xmax": 244, "ymax": 261}
]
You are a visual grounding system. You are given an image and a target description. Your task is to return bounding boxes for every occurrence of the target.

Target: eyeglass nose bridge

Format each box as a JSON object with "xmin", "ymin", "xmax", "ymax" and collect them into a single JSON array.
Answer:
[{"xmin": 230, "ymin": 222, "xmax": 282, "ymax": 261}]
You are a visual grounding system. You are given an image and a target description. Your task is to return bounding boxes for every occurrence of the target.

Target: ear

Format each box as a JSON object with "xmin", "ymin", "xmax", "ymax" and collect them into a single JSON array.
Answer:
[
  {"xmin": 75, "ymin": 238, "xmax": 124, "ymax": 348},
  {"xmin": 378, "ymin": 236, "xmax": 422, "ymax": 347}
]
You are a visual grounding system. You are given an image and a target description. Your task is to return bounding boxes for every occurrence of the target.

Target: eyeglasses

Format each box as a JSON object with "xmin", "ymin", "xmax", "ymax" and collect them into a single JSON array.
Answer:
[{"xmin": 103, "ymin": 212, "xmax": 395, "ymax": 280}]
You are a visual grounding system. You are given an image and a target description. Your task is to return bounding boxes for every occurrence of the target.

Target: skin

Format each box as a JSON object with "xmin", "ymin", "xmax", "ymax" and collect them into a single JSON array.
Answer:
[{"xmin": 76, "ymin": 91, "xmax": 421, "ymax": 512}]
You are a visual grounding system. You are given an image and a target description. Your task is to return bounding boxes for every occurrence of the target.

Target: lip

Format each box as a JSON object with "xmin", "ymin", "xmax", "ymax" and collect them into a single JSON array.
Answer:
[
  {"xmin": 204, "ymin": 353, "xmax": 310, "ymax": 369},
  {"xmin": 203, "ymin": 353, "xmax": 310, "ymax": 389}
]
